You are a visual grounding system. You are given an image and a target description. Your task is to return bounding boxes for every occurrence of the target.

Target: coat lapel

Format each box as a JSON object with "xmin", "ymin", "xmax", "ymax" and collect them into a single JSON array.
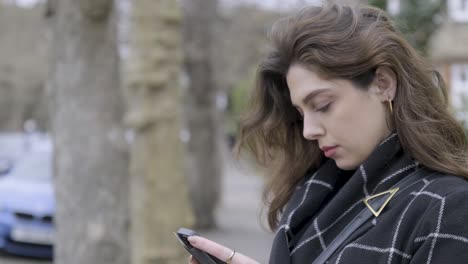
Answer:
[{"xmin": 269, "ymin": 159, "xmax": 341, "ymax": 264}]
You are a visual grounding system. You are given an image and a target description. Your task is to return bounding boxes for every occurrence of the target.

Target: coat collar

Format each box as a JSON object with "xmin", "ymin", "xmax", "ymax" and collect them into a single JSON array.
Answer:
[{"xmin": 270, "ymin": 134, "xmax": 418, "ymax": 263}]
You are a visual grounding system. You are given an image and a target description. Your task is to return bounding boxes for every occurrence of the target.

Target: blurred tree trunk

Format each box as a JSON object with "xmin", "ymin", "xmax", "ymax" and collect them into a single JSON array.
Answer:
[
  {"xmin": 48, "ymin": 0, "xmax": 130, "ymax": 263},
  {"xmin": 123, "ymin": 0, "xmax": 194, "ymax": 263},
  {"xmin": 181, "ymin": 0, "xmax": 222, "ymax": 230}
]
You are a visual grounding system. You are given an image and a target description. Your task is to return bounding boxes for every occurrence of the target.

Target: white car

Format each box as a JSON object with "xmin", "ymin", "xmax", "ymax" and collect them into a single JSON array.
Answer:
[{"xmin": 0, "ymin": 133, "xmax": 54, "ymax": 259}]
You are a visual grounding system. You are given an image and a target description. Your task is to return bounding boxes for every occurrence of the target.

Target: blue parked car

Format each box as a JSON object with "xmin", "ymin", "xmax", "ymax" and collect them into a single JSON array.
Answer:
[{"xmin": 0, "ymin": 135, "xmax": 54, "ymax": 259}]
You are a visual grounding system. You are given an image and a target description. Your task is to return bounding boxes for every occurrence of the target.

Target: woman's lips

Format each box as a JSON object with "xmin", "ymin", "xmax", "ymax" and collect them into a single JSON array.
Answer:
[{"xmin": 322, "ymin": 146, "xmax": 338, "ymax": 158}]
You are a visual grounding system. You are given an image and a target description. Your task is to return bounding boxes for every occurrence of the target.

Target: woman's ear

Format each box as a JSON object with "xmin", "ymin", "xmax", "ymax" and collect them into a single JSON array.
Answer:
[{"xmin": 373, "ymin": 66, "xmax": 397, "ymax": 101}]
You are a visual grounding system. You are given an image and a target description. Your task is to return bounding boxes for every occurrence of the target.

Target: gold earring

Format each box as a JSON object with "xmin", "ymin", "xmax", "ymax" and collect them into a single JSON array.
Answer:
[{"xmin": 388, "ymin": 98, "xmax": 393, "ymax": 113}]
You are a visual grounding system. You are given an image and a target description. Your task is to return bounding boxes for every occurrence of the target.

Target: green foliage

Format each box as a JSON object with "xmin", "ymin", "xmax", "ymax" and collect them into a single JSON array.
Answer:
[
  {"xmin": 397, "ymin": 0, "xmax": 444, "ymax": 54},
  {"xmin": 225, "ymin": 71, "xmax": 254, "ymax": 136},
  {"xmin": 368, "ymin": 0, "xmax": 444, "ymax": 54},
  {"xmin": 369, "ymin": 0, "xmax": 387, "ymax": 10},
  {"xmin": 231, "ymin": 79, "xmax": 250, "ymax": 118}
]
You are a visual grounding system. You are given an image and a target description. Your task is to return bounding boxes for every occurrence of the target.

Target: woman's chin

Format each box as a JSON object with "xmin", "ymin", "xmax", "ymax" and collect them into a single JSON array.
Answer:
[{"xmin": 334, "ymin": 159, "xmax": 359, "ymax": 171}]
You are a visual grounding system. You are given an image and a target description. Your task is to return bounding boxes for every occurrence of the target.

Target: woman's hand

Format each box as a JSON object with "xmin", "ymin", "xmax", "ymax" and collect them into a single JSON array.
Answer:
[{"xmin": 187, "ymin": 235, "xmax": 260, "ymax": 264}]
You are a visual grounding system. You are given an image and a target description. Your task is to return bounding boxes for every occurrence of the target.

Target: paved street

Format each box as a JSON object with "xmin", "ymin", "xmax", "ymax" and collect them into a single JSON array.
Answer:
[
  {"xmin": 199, "ymin": 157, "xmax": 274, "ymax": 263},
  {"xmin": 0, "ymin": 154, "xmax": 273, "ymax": 264},
  {"xmin": 0, "ymin": 253, "xmax": 50, "ymax": 264}
]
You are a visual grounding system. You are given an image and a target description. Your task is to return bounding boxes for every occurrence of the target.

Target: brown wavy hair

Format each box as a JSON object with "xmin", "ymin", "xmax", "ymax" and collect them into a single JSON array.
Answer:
[{"xmin": 235, "ymin": 2, "xmax": 468, "ymax": 231}]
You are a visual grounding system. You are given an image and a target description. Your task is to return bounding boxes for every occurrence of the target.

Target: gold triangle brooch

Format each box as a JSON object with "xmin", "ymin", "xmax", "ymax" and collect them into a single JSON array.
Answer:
[{"xmin": 363, "ymin": 188, "xmax": 399, "ymax": 217}]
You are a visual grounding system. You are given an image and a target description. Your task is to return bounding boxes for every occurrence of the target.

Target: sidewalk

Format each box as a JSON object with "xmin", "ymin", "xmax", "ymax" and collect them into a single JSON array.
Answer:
[{"xmin": 199, "ymin": 156, "xmax": 274, "ymax": 263}]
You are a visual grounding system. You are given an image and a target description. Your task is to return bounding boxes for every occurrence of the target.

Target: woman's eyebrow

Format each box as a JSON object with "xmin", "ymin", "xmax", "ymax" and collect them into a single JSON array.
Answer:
[
  {"xmin": 302, "ymin": 88, "xmax": 331, "ymax": 105},
  {"xmin": 292, "ymin": 88, "xmax": 330, "ymax": 108}
]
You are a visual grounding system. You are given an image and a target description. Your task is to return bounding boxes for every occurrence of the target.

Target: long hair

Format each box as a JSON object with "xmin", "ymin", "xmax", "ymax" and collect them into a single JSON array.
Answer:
[{"xmin": 235, "ymin": 2, "xmax": 468, "ymax": 231}]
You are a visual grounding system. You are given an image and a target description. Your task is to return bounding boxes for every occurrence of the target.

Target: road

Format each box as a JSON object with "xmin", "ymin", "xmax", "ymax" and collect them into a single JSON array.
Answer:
[
  {"xmin": 0, "ymin": 253, "xmax": 51, "ymax": 264},
  {"xmin": 199, "ymin": 156, "xmax": 274, "ymax": 263}
]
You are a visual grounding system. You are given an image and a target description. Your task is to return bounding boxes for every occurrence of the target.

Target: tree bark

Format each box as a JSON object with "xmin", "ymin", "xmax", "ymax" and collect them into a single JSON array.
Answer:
[
  {"xmin": 181, "ymin": 0, "xmax": 222, "ymax": 230},
  {"xmin": 49, "ymin": 0, "xmax": 130, "ymax": 263},
  {"xmin": 123, "ymin": 0, "xmax": 194, "ymax": 263}
]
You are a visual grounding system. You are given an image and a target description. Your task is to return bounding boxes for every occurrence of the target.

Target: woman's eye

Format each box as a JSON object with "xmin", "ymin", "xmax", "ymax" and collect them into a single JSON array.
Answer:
[{"xmin": 316, "ymin": 103, "xmax": 331, "ymax": 112}]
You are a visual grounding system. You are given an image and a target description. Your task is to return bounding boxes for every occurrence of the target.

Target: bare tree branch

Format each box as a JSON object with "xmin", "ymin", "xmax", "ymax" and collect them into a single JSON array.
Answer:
[
  {"xmin": 44, "ymin": 0, "xmax": 57, "ymax": 18},
  {"xmin": 79, "ymin": 0, "xmax": 113, "ymax": 21}
]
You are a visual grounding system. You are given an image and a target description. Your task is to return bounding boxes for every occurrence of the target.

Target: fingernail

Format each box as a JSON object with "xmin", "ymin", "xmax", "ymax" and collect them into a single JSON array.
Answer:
[{"xmin": 187, "ymin": 236, "xmax": 197, "ymax": 245}]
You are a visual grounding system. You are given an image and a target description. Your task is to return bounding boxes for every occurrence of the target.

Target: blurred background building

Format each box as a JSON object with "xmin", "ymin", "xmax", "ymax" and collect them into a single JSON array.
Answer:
[{"xmin": 429, "ymin": 0, "xmax": 468, "ymax": 122}]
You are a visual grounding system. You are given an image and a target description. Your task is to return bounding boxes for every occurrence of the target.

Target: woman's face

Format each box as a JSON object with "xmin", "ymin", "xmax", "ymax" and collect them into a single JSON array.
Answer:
[{"xmin": 287, "ymin": 64, "xmax": 392, "ymax": 170}]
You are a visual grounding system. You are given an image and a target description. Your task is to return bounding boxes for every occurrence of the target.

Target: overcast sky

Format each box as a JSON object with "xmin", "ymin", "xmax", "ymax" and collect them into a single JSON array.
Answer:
[
  {"xmin": 2, "ymin": 0, "xmax": 43, "ymax": 7},
  {"xmin": 5, "ymin": 0, "xmax": 322, "ymax": 10},
  {"xmin": 222, "ymin": 0, "xmax": 322, "ymax": 10}
]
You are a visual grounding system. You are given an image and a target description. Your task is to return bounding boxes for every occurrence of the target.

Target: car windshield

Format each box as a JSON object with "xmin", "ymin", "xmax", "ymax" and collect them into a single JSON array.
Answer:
[{"xmin": 10, "ymin": 152, "xmax": 52, "ymax": 182}]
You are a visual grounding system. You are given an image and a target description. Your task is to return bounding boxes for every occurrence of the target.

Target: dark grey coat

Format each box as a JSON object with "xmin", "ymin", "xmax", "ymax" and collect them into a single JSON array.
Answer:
[{"xmin": 269, "ymin": 135, "xmax": 468, "ymax": 264}]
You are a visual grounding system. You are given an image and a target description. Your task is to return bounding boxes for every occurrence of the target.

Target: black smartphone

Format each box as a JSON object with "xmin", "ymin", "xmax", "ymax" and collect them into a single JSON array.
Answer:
[{"xmin": 174, "ymin": 227, "xmax": 226, "ymax": 264}]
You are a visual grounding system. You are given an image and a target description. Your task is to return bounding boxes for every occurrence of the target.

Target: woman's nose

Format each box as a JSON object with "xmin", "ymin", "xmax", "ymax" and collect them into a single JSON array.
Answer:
[{"xmin": 302, "ymin": 115, "xmax": 325, "ymax": 140}]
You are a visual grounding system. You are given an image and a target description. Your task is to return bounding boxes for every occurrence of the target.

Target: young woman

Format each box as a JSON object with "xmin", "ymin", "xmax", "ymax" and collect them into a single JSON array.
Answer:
[{"xmin": 188, "ymin": 2, "xmax": 468, "ymax": 263}]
